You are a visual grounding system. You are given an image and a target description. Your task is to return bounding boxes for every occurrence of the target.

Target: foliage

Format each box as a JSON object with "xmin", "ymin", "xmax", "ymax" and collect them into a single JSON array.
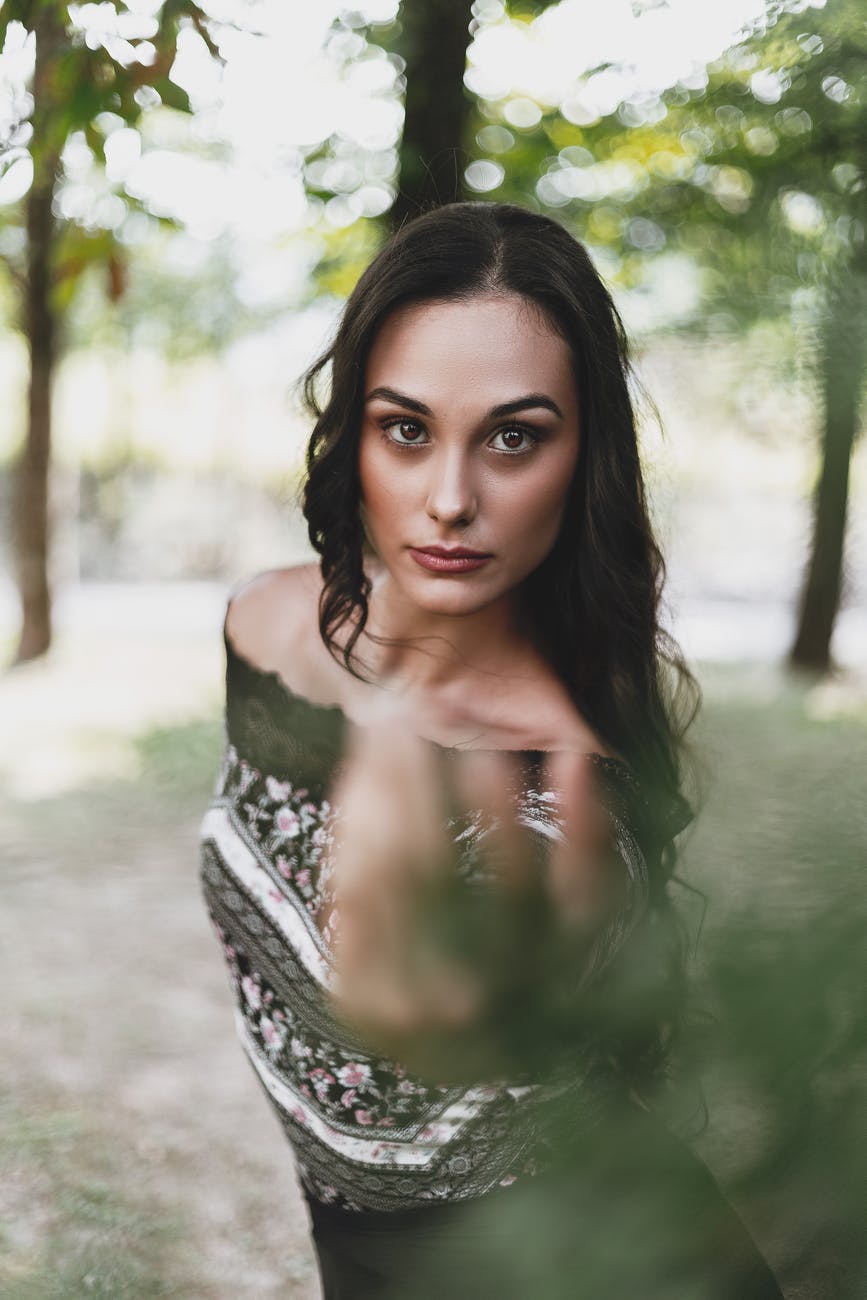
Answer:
[
  {"xmin": 300, "ymin": 0, "xmax": 865, "ymax": 347},
  {"xmin": 475, "ymin": 0, "xmax": 867, "ymax": 337},
  {"xmin": 0, "ymin": 0, "xmax": 226, "ymax": 331},
  {"xmin": 305, "ymin": 212, "xmax": 386, "ymax": 302}
]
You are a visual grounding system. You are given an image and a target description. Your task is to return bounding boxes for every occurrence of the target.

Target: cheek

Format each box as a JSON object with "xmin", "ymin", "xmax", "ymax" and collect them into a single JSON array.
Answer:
[
  {"xmin": 358, "ymin": 438, "xmax": 408, "ymax": 544},
  {"xmin": 491, "ymin": 454, "xmax": 577, "ymax": 550}
]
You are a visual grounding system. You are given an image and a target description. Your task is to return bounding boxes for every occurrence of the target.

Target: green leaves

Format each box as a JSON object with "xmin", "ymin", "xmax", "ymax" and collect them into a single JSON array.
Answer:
[
  {"xmin": 0, "ymin": 1, "xmax": 227, "ymax": 319},
  {"xmin": 459, "ymin": 0, "xmax": 866, "ymax": 318},
  {"xmin": 0, "ymin": 0, "xmax": 31, "ymax": 50},
  {"xmin": 504, "ymin": 0, "xmax": 560, "ymax": 17},
  {"xmin": 149, "ymin": 74, "xmax": 190, "ymax": 113}
]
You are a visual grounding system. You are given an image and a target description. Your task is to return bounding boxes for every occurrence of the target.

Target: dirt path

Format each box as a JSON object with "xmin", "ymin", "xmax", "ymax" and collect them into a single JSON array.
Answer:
[
  {"xmin": 0, "ymin": 619, "xmax": 322, "ymax": 1297},
  {"xmin": 0, "ymin": 789, "xmax": 321, "ymax": 1298}
]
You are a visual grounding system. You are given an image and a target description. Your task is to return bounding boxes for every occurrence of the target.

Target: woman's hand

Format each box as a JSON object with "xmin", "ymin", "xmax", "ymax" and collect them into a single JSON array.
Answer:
[
  {"xmin": 542, "ymin": 748, "xmax": 627, "ymax": 933},
  {"xmin": 319, "ymin": 719, "xmax": 623, "ymax": 1081},
  {"xmin": 321, "ymin": 717, "xmax": 484, "ymax": 1038}
]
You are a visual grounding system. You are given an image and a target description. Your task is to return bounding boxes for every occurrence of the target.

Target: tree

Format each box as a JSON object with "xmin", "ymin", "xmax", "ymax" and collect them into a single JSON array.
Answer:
[
  {"xmin": 611, "ymin": 0, "xmax": 866, "ymax": 673},
  {"xmin": 389, "ymin": 0, "xmax": 474, "ymax": 228},
  {"xmin": 311, "ymin": 0, "xmax": 864, "ymax": 674},
  {"xmin": 389, "ymin": 0, "xmax": 561, "ymax": 227},
  {"xmin": 0, "ymin": 0, "xmax": 223, "ymax": 665},
  {"xmin": 303, "ymin": 1, "xmax": 561, "ymax": 254},
  {"xmin": 470, "ymin": 0, "xmax": 866, "ymax": 672}
]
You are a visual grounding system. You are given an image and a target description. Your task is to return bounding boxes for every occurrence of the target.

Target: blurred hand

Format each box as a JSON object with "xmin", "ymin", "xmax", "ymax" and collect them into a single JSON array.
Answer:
[
  {"xmin": 318, "ymin": 716, "xmax": 623, "ymax": 1080},
  {"xmin": 542, "ymin": 748, "xmax": 626, "ymax": 932}
]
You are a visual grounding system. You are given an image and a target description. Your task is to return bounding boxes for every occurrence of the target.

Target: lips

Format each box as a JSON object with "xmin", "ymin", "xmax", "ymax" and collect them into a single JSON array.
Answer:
[
  {"xmin": 409, "ymin": 546, "xmax": 492, "ymax": 574},
  {"xmin": 412, "ymin": 546, "xmax": 491, "ymax": 559}
]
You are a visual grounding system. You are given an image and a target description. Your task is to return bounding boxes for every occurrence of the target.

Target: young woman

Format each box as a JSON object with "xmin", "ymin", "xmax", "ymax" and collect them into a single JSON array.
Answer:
[{"xmin": 199, "ymin": 202, "xmax": 784, "ymax": 1298}]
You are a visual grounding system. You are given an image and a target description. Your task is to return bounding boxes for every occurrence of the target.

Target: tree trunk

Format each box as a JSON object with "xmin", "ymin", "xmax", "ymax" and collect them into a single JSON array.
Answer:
[
  {"xmin": 788, "ymin": 261, "xmax": 867, "ymax": 674},
  {"xmin": 10, "ymin": 8, "xmax": 64, "ymax": 665},
  {"xmin": 390, "ymin": 0, "xmax": 475, "ymax": 230}
]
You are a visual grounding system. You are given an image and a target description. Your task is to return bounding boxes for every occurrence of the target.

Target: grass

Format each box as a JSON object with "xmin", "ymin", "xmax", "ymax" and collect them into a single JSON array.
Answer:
[
  {"xmin": 1, "ymin": 658, "xmax": 865, "ymax": 1297},
  {"xmin": 668, "ymin": 664, "xmax": 867, "ymax": 1300},
  {"xmin": 0, "ymin": 1098, "xmax": 182, "ymax": 1299}
]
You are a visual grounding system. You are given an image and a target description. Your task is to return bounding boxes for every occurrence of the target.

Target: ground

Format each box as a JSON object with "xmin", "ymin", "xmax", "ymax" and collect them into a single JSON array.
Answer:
[{"xmin": 1, "ymin": 608, "xmax": 865, "ymax": 1298}]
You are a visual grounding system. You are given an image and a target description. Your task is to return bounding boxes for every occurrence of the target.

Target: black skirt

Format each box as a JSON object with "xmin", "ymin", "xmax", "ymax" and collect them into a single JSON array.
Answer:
[{"xmin": 303, "ymin": 1103, "xmax": 785, "ymax": 1300}]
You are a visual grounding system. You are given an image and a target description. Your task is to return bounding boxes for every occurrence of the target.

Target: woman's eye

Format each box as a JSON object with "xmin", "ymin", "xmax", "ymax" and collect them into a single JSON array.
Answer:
[
  {"xmin": 382, "ymin": 418, "xmax": 427, "ymax": 446},
  {"xmin": 489, "ymin": 426, "xmax": 539, "ymax": 455}
]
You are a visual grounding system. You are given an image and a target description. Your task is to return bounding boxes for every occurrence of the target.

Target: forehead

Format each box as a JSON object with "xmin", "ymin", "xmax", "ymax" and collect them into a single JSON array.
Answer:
[{"xmin": 364, "ymin": 293, "xmax": 576, "ymax": 407}]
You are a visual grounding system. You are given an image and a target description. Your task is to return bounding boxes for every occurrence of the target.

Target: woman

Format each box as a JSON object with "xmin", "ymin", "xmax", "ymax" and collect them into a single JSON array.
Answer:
[{"xmin": 199, "ymin": 202, "xmax": 783, "ymax": 1298}]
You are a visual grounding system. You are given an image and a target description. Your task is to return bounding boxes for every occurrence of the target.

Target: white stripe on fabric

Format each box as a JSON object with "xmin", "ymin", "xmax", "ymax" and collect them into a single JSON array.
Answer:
[
  {"xmin": 234, "ymin": 1008, "xmax": 504, "ymax": 1168},
  {"xmin": 200, "ymin": 806, "xmax": 332, "ymax": 988}
]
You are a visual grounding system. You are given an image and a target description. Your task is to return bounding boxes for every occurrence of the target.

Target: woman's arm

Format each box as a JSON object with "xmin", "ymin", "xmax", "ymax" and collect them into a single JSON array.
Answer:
[{"xmin": 320, "ymin": 721, "xmax": 638, "ymax": 1085}]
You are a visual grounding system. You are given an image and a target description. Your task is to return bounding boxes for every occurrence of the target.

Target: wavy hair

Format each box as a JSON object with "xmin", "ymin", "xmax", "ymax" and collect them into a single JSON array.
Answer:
[{"xmin": 300, "ymin": 201, "xmax": 703, "ymax": 1092}]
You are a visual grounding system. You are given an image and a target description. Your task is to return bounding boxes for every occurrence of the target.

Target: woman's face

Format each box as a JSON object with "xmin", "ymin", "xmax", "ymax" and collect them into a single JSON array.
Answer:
[{"xmin": 358, "ymin": 293, "xmax": 581, "ymax": 620}]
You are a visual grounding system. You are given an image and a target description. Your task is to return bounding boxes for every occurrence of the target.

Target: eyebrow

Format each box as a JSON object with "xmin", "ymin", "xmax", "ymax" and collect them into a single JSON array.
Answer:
[{"xmin": 364, "ymin": 386, "xmax": 564, "ymax": 421}]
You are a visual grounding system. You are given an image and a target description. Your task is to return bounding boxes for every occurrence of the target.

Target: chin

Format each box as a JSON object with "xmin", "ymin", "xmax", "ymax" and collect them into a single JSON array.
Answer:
[{"xmin": 404, "ymin": 574, "xmax": 508, "ymax": 618}]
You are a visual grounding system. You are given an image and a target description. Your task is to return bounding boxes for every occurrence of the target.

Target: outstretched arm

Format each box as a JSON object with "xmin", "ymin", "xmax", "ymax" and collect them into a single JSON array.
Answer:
[{"xmin": 318, "ymin": 719, "xmax": 633, "ymax": 1083}]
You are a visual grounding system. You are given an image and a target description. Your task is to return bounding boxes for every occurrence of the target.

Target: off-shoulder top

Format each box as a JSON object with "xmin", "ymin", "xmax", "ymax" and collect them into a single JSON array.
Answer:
[{"xmin": 198, "ymin": 614, "xmax": 668, "ymax": 1214}]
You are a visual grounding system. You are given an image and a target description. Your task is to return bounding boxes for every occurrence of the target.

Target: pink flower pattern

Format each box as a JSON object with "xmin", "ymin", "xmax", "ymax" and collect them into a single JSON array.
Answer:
[
  {"xmin": 207, "ymin": 745, "xmax": 511, "ymax": 1137},
  {"xmin": 210, "ymin": 930, "xmax": 451, "ymax": 1129},
  {"xmin": 203, "ymin": 733, "xmax": 645, "ymax": 1213}
]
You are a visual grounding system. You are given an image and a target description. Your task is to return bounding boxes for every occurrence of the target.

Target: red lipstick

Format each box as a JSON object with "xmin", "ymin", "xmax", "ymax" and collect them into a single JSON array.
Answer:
[{"xmin": 409, "ymin": 545, "xmax": 492, "ymax": 574}]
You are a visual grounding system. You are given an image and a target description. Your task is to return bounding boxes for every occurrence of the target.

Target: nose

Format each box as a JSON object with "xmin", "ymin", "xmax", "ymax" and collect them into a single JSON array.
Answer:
[{"xmin": 424, "ymin": 447, "xmax": 478, "ymax": 527}]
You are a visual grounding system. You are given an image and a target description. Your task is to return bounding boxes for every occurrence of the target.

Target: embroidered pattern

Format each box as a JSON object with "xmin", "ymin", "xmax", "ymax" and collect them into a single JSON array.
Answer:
[{"xmin": 198, "ymin": 637, "xmax": 652, "ymax": 1212}]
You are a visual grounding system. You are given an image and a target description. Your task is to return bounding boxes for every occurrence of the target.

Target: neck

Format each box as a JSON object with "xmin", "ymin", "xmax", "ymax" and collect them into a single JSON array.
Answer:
[{"xmin": 357, "ymin": 564, "xmax": 540, "ymax": 693}]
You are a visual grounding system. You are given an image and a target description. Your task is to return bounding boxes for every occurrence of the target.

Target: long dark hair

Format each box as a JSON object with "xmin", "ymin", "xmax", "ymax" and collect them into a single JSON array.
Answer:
[{"xmin": 300, "ymin": 200, "xmax": 703, "ymax": 1091}]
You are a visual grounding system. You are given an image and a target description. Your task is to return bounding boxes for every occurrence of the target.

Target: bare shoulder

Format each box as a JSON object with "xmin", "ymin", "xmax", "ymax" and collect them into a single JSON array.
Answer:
[{"xmin": 224, "ymin": 562, "xmax": 332, "ymax": 697}]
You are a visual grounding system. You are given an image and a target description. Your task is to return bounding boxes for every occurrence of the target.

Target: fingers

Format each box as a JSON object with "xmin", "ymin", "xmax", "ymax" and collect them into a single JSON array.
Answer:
[
  {"xmin": 327, "ymin": 717, "xmax": 481, "ymax": 1039},
  {"xmin": 334, "ymin": 714, "xmax": 447, "ymax": 877},
  {"xmin": 545, "ymin": 750, "xmax": 611, "ymax": 854},
  {"xmin": 328, "ymin": 725, "xmax": 625, "ymax": 1050},
  {"xmin": 449, "ymin": 749, "xmax": 539, "ymax": 894},
  {"xmin": 325, "ymin": 715, "xmax": 453, "ymax": 950},
  {"xmin": 543, "ymin": 751, "xmax": 618, "ymax": 931}
]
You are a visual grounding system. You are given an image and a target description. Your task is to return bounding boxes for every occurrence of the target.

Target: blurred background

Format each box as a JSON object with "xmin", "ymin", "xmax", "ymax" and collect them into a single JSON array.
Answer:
[{"xmin": 0, "ymin": 0, "xmax": 864, "ymax": 1296}]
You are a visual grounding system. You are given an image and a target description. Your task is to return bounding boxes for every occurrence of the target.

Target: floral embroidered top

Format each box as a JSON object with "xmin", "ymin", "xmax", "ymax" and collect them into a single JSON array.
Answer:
[{"xmin": 198, "ymin": 611, "xmax": 671, "ymax": 1214}]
